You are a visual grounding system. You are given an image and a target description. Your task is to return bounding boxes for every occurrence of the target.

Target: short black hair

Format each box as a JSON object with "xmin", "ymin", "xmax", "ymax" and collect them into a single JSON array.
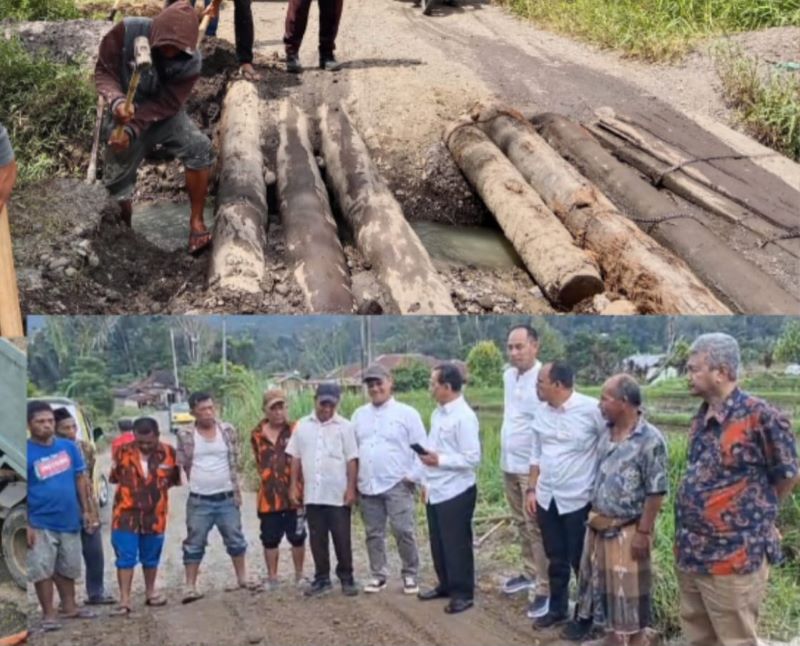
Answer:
[
  {"xmin": 508, "ymin": 324, "xmax": 539, "ymax": 342},
  {"xmin": 433, "ymin": 363, "xmax": 463, "ymax": 392},
  {"xmin": 548, "ymin": 361, "xmax": 574, "ymax": 388},
  {"xmin": 53, "ymin": 407, "xmax": 74, "ymax": 425},
  {"xmin": 27, "ymin": 400, "xmax": 53, "ymax": 423},
  {"xmin": 117, "ymin": 418, "xmax": 134, "ymax": 431},
  {"xmin": 133, "ymin": 417, "xmax": 159, "ymax": 436},
  {"xmin": 188, "ymin": 391, "xmax": 213, "ymax": 409}
]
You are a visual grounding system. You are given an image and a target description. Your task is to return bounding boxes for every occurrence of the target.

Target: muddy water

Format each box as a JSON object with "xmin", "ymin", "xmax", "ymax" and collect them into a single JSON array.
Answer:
[{"xmin": 133, "ymin": 201, "xmax": 523, "ymax": 270}]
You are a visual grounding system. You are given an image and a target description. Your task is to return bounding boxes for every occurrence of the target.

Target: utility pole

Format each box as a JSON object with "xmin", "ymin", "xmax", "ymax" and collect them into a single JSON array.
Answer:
[
  {"xmin": 170, "ymin": 328, "xmax": 180, "ymax": 393},
  {"xmin": 222, "ymin": 319, "xmax": 227, "ymax": 377}
]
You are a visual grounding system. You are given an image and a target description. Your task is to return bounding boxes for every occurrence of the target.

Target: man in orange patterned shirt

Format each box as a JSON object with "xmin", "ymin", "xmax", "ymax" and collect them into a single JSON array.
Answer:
[
  {"xmin": 676, "ymin": 333, "xmax": 798, "ymax": 646},
  {"xmin": 251, "ymin": 389, "xmax": 307, "ymax": 590},
  {"xmin": 109, "ymin": 417, "xmax": 180, "ymax": 615}
]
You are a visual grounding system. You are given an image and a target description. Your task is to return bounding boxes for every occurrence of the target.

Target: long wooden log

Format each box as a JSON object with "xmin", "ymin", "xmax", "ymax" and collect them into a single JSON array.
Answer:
[
  {"xmin": 277, "ymin": 100, "xmax": 354, "ymax": 312},
  {"xmin": 318, "ymin": 104, "xmax": 457, "ymax": 314},
  {"xmin": 472, "ymin": 104, "xmax": 729, "ymax": 314},
  {"xmin": 444, "ymin": 118, "xmax": 603, "ymax": 308},
  {"xmin": 209, "ymin": 80, "xmax": 267, "ymax": 293},
  {"xmin": 533, "ymin": 113, "xmax": 800, "ymax": 314},
  {"xmin": 0, "ymin": 207, "xmax": 23, "ymax": 337}
]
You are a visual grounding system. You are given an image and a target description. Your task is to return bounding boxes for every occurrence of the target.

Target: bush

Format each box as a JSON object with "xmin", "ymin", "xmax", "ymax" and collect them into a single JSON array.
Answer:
[
  {"xmin": 466, "ymin": 341, "xmax": 504, "ymax": 388},
  {"xmin": 0, "ymin": 37, "xmax": 95, "ymax": 185},
  {"xmin": 0, "ymin": 0, "xmax": 79, "ymax": 20},
  {"xmin": 392, "ymin": 360, "xmax": 431, "ymax": 392}
]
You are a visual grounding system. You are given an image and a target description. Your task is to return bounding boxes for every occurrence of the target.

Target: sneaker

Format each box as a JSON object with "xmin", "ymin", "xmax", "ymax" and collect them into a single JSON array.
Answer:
[
  {"xmin": 319, "ymin": 55, "xmax": 342, "ymax": 72},
  {"xmin": 526, "ymin": 594, "xmax": 550, "ymax": 619},
  {"xmin": 363, "ymin": 577, "xmax": 387, "ymax": 593},
  {"xmin": 502, "ymin": 574, "xmax": 536, "ymax": 595},
  {"xmin": 561, "ymin": 617, "xmax": 594, "ymax": 641},
  {"xmin": 304, "ymin": 579, "xmax": 332, "ymax": 597},
  {"xmin": 286, "ymin": 54, "xmax": 302, "ymax": 74},
  {"xmin": 341, "ymin": 580, "xmax": 359, "ymax": 597},
  {"xmin": 265, "ymin": 578, "xmax": 280, "ymax": 592},
  {"xmin": 533, "ymin": 611, "xmax": 568, "ymax": 630},
  {"xmin": 402, "ymin": 576, "xmax": 419, "ymax": 595},
  {"xmin": 295, "ymin": 575, "xmax": 310, "ymax": 589}
]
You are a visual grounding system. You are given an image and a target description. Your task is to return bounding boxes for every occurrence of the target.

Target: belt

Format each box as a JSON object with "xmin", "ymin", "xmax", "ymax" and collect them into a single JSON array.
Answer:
[{"xmin": 190, "ymin": 491, "xmax": 234, "ymax": 502}]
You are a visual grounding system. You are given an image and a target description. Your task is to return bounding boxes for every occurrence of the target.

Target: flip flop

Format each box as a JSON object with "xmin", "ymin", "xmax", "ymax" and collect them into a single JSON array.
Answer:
[
  {"xmin": 238, "ymin": 65, "xmax": 262, "ymax": 81},
  {"xmin": 63, "ymin": 608, "xmax": 97, "ymax": 620},
  {"xmin": 40, "ymin": 619, "xmax": 62, "ymax": 632},
  {"xmin": 85, "ymin": 595, "xmax": 117, "ymax": 606},
  {"xmin": 110, "ymin": 605, "xmax": 132, "ymax": 617},
  {"xmin": 181, "ymin": 589, "xmax": 204, "ymax": 604},
  {"xmin": 145, "ymin": 594, "xmax": 167, "ymax": 607},
  {"xmin": 224, "ymin": 580, "xmax": 263, "ymax": 593},
  {"xmin": 188, "ymin": 230, "xmax": 213, "ymax": 257}
]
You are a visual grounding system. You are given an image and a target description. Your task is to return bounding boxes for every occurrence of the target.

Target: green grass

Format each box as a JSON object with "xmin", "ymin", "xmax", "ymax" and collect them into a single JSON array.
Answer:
[
  {"xmin": 715, "ymin": 44, "xmax": 800, "ymax": 161},
  {"xmin": 0, "ymin": 0, "xmax": 79, "ymax": 19},
  {"xmin": 0, "ymin": 37, "xmax": 95, "ymax": 186},
  {"xmin": 496, "ymin": 0, "xmax": 800, "ymax": 61}
]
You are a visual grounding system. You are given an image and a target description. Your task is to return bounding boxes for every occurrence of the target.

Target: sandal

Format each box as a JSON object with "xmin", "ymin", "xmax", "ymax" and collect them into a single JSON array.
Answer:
[
  {"xmin": 188, "ymin": 229, "xmax": 213, "ymax": 257},
  {"xmin": 62, "ymin": 608, "xmax": 97, "ymax": 620},
  {"xmin": 181, "ymin": 589, "xmax": 204, "ymax": 604},
  {"xmin": 225, "ymin": 579, "xmax": 263, "ymax": 593},
  {"xmin": 145, "ymin": 594, "xmax": 167, "ymax": 607},
  {"xmin": 40, "ymin": 619, "xmax": 63, "ymax": 632},
  {"xmin": 239, "ymin": 64, "xmax": 262, "ymax": 81},
  {"xmin": 86, "ymin": 594, "xmax": 117, "ymax": 606},
  {"xmin": 110, "ymin": 605, "xmax": 132, "ymax": 617}
]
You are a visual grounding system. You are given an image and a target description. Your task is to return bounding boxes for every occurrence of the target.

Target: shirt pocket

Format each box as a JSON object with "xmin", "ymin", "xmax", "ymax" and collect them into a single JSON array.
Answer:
[{"xmin": 323, "ymin": 433, "xmax": 344, "ymax": 459}]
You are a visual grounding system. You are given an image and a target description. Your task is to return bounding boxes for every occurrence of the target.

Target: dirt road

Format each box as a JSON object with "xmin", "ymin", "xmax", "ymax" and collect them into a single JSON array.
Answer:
[{"xmin": 29, "ymin": 430, "xmax": 560, "ymax": 645}]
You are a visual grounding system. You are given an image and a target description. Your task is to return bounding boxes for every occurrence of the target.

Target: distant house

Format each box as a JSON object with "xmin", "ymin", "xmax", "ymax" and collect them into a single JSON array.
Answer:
[
  {"xmin": 113, "ymin": 369, "xmax": 185, "ymax": 410},
  {"xmin": 325, "ymin": 353, "xmax": 468, "ymax": 383},
  {"xmin": 272, "ymin": 372, "xmax": 308, "ymax": 395},
  {"xmin": 621, "ymin": 354, "xmax": 668, "ymax": 382},
  {"xmin": 785, "ymin": 364, "xmax": 800, "ymax": 377}
]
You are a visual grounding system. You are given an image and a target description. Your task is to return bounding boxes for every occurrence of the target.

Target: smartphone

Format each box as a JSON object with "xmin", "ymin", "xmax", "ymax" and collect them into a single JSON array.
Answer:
[{"xmin": 410, "ymin": 443, "xmax": 428, "ymax": 456}]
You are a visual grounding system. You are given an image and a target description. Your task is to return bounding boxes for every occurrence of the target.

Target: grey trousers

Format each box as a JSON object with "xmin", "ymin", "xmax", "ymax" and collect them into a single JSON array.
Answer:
[{"xmin": 359, "ymin": 481, "xmax": 419, "ymax": 580}]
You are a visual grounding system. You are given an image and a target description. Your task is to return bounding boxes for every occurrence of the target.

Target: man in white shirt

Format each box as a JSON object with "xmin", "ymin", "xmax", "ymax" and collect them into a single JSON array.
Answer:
[
  {"xmin": 418, "ymin": 364, "xmax": 481, "ymax": 615},
  {"xmin": 525, "ymin": 362, "xmax": 605, "ymax": 629},
  {"xmin": 353, "ymin": 364, "xmax": 427, "ymax": 595},
  {"xmin": 177, "ymin": 392, "xmax": 254, "ymax": 603},
  {"xmin": 288, "ymin": 383, "xmax": 359, "ymax": 597},
  {"xmin": 500, "ymin": 324, "xmax": 550, "ymax": 620}
]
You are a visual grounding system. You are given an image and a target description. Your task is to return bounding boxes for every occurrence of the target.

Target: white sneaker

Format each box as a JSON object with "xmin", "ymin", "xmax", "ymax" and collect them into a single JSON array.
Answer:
[
  {"xmin": 402, "ymin": 576, "xmax": 419, "ymax": 595},
  {"xmin": 363, "ymin": 577, "xmax": 387, "ymax": 593}
]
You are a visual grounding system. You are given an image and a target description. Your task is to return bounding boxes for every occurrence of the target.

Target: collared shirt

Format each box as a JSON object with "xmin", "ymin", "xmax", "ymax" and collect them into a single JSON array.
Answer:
[
  {"xmin": 110, "ymin": 442, "xmax": 180, "ymax": 534},
  {"xmin": 675, "ymin": 388, "xmax": 798, "ymax": 575},
  {"xmin": 177, "ymin": 420, "xmax": 242, "ymax": 505},
  {"xmin": 286, "ymin": 412, "xmax": 358, "ymax": 507},
  {"xmin": 425, "ymin": 395, "xmax": 481, "ymax": 505},
  {"xmin": 251, "ymin": 420, "xmax": 298, "ymax": 514},
  {"xmin": 592, "ymin": 416, "xmax": 668, "ymax": 522},
  {"xmin": 530, "ymin": 390, "xmax": 606, "ymax": 514},
  {"xmin": 353, "ymin": 397, "xmax": 428, "ymax": 496},
  {"xmin": 501, "ymin": 363, "xmax": 542, "ymax": 474}
]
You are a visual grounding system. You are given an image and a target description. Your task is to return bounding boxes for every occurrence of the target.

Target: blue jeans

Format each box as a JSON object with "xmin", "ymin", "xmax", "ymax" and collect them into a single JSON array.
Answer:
[
  {"xmin": 182, "ymin": 493, "xmax": 248, "ymax": 564},
  {"xmin": 191, "ymin": 0, "xmax": 219, "ymax": 36},
  {"xmin": 81, "ymin": 527, "xmax": 109, "ymax": 600}
]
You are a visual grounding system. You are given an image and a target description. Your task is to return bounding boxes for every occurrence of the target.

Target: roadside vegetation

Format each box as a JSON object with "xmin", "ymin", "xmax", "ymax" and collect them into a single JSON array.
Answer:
[{"xmin": 498, "ymin": 0, "xmax": 800, "ymax": 61}]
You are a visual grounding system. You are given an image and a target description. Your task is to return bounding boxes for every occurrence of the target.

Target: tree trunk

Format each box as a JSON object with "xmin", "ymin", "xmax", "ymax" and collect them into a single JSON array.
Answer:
[
  {"xmin": 534, "ymin": 113, "xmax": 800, "ymax": 314},
  {"xmin": 277, "ymin": 100, "xmax": 354, "ymax": 313},
  {"xmin": 209, "ymin": 80, "xmax": 267, "ymax": 293},
  {"xmin": 444, "ymin": 117, "xmax": 603, "ymax": 308},
  {"xmin": 318, "ymin": 103, "xmax": 456, "ymax": 314},
  {"xmin": 470, "ymin": 104, "xmax": 730, "ymax": 314}
]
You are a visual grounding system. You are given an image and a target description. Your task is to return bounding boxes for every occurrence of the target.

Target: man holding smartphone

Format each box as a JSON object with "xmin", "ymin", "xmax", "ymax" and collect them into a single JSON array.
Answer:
[
  {"xmin": 352, "ymin": 364, "xmax": 427, "ymax": 595},
  {"xmin": 418, "ymin": 364, "xmax": 481, "ymax": 614}
]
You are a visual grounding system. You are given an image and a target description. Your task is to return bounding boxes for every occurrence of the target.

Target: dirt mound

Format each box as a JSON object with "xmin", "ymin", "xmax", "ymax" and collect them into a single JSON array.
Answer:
[{"xmin": 2, "ymin": 19, "xmax": 110, "ymax": 66}]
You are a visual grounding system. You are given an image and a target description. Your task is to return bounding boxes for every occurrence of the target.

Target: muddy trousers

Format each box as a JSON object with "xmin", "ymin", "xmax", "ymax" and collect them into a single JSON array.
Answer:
[
  {"xmin": 80, "ymin": 528, "xmax": 108, "ymax": 602},
  {"xmin": 426, "ymin": 485, "xmax": 476, "ymax": 601},
  {"xmin": 283, "ymin": 0, "xmax": 344, "ymax": 57},
  {"xmin": 537, "ymin": 500, "xmax": 591, "ymax": 617},
  {"xmin": 503, "ymin": 472, "xmax": 549, "ymax": 597},
  {"xmin": 305, "ymin": 504, "xmax": 353, "ymax": 584},
  {"xmin": 677, "ymin": 562, "xmax": 769, "ymax": 646}
]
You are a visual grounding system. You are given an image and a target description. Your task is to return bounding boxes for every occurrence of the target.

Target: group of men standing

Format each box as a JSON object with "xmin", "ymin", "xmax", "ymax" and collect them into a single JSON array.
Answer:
[{"xmin": 27, "ymin": 326, "xmax": 798, "ymax": 644}]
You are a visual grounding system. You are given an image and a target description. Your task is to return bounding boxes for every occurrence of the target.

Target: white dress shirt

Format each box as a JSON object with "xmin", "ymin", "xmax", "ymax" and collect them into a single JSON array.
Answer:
[
  {"xmin": 353, "ymin": 397, "xmax": 428, "ymax": 496},
  {"xmin": 286, "ymin": 412, "xmax": 358, "ymax": 507},
  {"xmin": 424, "ymin": 395, "xmax": 481, "ymax": 505},
  {"xmin": 501, "ymin": 362, "xmax": 542, "ymax": 474},
  {"xmin": 530, "ymin": 391, "xmax": 605, "ymax": 514}
]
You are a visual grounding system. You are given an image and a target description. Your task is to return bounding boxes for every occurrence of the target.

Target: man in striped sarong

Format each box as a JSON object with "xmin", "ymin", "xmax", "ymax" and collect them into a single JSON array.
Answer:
[{"xmin": 564, "ymin": 374, "xmax": 668, "ymax": 645}]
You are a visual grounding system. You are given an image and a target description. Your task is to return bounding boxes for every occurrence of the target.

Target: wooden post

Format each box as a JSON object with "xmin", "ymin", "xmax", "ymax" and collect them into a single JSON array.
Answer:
[{"xmin": 0, "ymin": 207, "xmax": 23, "ymax": 337}]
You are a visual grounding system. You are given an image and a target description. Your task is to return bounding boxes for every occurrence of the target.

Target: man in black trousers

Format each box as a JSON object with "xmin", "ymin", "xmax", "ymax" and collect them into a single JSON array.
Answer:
[
  {"xmin": 283, "ymin": 0, "xmax": 345, "ymax": 73},
  {"xmin": 418, "ymin": 364, "xmax": 481, "ymax": 614}
]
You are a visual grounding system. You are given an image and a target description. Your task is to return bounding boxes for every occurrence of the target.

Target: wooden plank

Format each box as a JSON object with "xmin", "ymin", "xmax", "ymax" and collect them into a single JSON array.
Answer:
[{"xmin": 0, "ymin": 207, "xmax": 23, "ymax": 337}]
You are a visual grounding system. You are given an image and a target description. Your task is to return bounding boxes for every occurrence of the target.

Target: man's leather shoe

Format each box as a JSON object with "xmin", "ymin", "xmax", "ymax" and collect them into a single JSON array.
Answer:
[
  {"xmin": 444, "ymin": 599, "xmax": 473, "ymax": 614},
  {"xmin": 417, "ymin": 588, "xmax": 448, "ymax": 601},
  {"xmin": 533, "ymin": 611, "xmax": 568, "ymax": 629}
]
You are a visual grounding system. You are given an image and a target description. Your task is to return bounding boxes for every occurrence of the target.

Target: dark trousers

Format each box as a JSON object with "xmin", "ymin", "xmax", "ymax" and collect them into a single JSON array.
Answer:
[
  {"xmin": 537, "ymin": 500, "xmax": 591, "ymax": 617},
  {"xmin": 426, "ymin": 485, "xmax": 476, "ymax": 601},
  {"xmin": 283, "ymin": 0, "xmax": 344, "ymax": 57},
  {"xmin": 81, "ymin": 527, "xmax": 107, "ymax": 601},
  {"xmin": 233, "ymin": 0, "xmax": 254, "ymax": 64},
  {"xmin": 305, "ymin": 504, "xmax": 353, "ymax": 583}
]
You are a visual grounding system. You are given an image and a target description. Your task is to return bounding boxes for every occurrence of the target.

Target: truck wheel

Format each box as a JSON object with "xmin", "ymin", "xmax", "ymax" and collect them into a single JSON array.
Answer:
[
  {"xmin": 97, "ymin": 474, "xmax": 110, "ymax": 508},
  {"xmin": 2, "ymin": 505, "xmax": 27, "ymax": 589}
]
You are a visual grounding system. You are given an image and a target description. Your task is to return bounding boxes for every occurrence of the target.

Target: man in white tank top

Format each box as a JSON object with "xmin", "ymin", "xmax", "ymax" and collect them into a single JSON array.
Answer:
[{"xmin": 176, "ymin": 392, "xmax": 255, "ymax": 602}]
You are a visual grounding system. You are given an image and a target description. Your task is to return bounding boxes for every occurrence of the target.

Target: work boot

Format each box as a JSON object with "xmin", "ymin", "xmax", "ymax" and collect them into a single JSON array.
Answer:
[
  {"xmin": 319, "ymin": 54, "xmax": 342, "ymax": 71},
  {"xmin": 286, "ymin": 54, "xmax": 302, "ymax": 73}
]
